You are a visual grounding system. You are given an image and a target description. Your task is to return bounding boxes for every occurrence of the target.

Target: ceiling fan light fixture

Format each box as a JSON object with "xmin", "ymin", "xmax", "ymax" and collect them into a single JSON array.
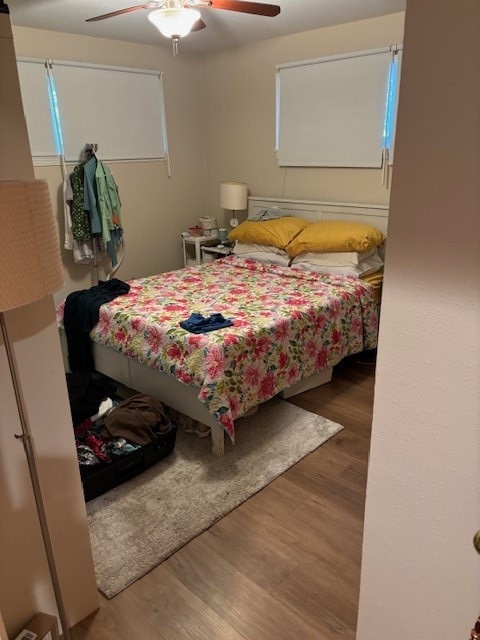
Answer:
[{"xmin": 148, "ymin": 6, "xmax": 201, "ymax": 39}]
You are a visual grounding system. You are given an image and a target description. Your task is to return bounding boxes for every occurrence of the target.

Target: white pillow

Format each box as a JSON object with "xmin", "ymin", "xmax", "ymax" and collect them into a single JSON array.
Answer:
[
  {"xmin": 235, "ymin": 252, "xmax": 290, "ymax": 266},
  {"xmin": 292, "ymin": 248, "xmax": 376, "ymax": 267},
  {"xmin": 238, "ymin": 251, "xmax": 290, "ymax": 267},
  {"xmin": 233, "ymin": 242, "xmax": 287, "ymax": 256},
  {"xmin": 291, "ymin": 249, "xmax": 383, "ymax": 277}
]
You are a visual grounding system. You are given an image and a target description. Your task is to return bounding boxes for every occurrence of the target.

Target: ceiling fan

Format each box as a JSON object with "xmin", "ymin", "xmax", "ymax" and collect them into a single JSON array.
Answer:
[{"xmin": 86, "ymin": 0, "xmax": 281, "ymax": 55}]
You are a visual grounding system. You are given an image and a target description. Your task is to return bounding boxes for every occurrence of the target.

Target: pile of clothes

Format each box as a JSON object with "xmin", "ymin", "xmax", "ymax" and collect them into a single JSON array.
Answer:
[{"xmin": 66, "ymin": 372, "xmax": 174, "ymax": 469}]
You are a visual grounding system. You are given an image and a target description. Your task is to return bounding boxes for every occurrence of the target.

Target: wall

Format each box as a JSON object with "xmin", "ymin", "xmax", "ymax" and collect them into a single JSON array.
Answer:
[
  {"xmin": 357, "ymin": 1, "xmax": 480, "ymax": 638},
  {"xmin": 201, "ymin": 12, "xmax": 405, "ymax": 227},
  {"xmin": 0, "ymin": 12, "xmax": 98, "ymax": 636},
  {"xmin": 12, "ymin": 14, "xmax": 405, "ymax": 293},
  {"xmin": 12, "ymin": 26, "xmax": 207, "ymax": 299}
]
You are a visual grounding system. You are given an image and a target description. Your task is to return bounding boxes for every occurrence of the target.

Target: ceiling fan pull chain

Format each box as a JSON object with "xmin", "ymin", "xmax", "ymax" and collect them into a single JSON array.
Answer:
[{"xmin": 172, "ymin": 36, "xmax": 179, "ymax": 56}]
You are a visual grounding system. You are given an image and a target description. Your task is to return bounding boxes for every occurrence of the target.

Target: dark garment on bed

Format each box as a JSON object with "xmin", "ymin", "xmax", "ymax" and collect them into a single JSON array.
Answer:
[
  {"xmin": 102, "ymin": 393, "xmax": 172, "ymax": 445},
  {"xmin": 179, "ymin": 312, "xmax": 233, "ymax": 334},
  {"xmin": 63, "ymin": 278, "xmax": 130, "ymax": 372}
]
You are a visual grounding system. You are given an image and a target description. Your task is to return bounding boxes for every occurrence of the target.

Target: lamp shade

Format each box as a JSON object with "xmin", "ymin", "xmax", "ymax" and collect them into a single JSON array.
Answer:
[
  {"xmin": 220, "ymin": 181, "xmax": 248, "ymax": 211},
  {"xmin": 0, "ymin": 180, "xmax": 64, "ymax": 312},
  {"xmin": 148, "ymin": 7, "xmax": 201, "ymax": 39}
]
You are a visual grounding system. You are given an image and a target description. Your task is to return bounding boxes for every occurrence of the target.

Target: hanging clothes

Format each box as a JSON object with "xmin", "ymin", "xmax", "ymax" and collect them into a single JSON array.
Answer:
[
  {"xmin": 95, "ymin": 159, "xmax": 123, "ymax": 265},
  {"xmin": 70, "ymin": 163, "xmax": 92, "ymax": 242},
  {"xmin": 63, "ymin": 172, "xmax": 96, "ymax": 264},
  {"xmin": 63, "ymin": 152, "xmax": 124, "ymax": 268},
  {"xmin": 83, "ymin": 156, "xmax": 102, "ymax": 237}
]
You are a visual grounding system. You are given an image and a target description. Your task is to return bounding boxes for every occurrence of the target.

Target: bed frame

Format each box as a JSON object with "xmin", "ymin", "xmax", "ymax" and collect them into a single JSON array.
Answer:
[
  {"xmin": 62, "ymin": 197, "xmax": 388, "ymax": 456},
  {"xmin": 248, "ymin": 196, "xmax": 389, "ymax": 233}
]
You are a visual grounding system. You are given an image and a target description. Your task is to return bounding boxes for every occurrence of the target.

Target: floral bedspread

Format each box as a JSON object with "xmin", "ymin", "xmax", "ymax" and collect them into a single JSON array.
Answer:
[{"xmin": 58, "ymin": 256, "xmax": 378, "ymax": 441}]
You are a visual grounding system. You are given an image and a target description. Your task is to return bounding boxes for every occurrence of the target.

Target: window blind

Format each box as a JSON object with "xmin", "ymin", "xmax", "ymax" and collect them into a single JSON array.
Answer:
[
  {"xmin": 16, "ymin": 58, "xmax": 168, "ymax": 165},
  {"xmin": 276, "ymin": 48, "xmax": 395, "ymax": 168}
]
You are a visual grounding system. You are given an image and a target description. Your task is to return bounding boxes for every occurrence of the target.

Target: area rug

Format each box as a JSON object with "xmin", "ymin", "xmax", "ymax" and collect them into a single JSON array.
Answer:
[{"xmin": 86, "ymin": 397, "xmax": 344, "ymax": 598}]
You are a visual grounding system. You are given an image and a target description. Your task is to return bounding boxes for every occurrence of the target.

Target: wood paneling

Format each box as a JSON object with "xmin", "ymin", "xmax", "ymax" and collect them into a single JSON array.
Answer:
[{"xmin": 72, "ymin": 353, "xmax": 375, "ymax": 640}]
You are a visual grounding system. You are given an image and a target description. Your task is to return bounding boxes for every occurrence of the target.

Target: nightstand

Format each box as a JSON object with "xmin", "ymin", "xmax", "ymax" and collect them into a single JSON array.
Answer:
[
  {"xmin": 201, "ymin": 245, "xmax": 234, "ymax": 262},
  {"xmin": 182, "ymin": 235, "xmax": 216, "ymax": 267}
]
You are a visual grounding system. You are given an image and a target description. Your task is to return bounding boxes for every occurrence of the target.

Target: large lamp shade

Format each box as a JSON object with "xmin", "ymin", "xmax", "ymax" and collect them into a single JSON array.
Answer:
[
  {"xmin": 220, "ymin": 181, "xmax": 248, "ymax": 211},
  {"xmin": 0, "ymin": 179, "xmax": 64, "ymax": 312}
]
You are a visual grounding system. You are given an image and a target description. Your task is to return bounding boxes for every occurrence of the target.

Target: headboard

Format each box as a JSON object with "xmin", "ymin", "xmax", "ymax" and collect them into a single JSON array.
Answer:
[{"xmin": 248, "ymin": 196, "xmax": 389, "ymax": 235}]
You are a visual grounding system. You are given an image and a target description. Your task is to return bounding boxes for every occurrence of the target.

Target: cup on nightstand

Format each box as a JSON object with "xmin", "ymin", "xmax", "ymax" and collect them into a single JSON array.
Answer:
[{"xmin": 218, "ymin": 228, "xmax": 228, "ymax": 243}]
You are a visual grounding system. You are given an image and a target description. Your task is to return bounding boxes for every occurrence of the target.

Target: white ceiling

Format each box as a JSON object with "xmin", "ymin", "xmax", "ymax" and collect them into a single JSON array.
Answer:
[{"xmin": 7, "ymin": 0, "xmax": 405, "ymax": 54}]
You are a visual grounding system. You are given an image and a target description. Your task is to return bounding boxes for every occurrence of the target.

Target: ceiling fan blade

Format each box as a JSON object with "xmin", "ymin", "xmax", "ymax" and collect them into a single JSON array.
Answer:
[
  {"xmin": 191, "ymin": 17, "xmax": 207, "ymax": 31},
  {"xmin": 209, "ymin": 0, "xmax": 280, "ymax": 17},
  {"xmin": 86, "ymin": 3, "xmax": 158, "ymax": 22}
]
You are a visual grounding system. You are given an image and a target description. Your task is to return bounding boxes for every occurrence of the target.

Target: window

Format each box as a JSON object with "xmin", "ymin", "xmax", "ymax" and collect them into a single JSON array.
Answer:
[
  {"xmin": 275, "ymin": 46, "xmax": 402, "ymax": 168},
  {"xmin": 17, "ymin": 58, "xmax": 169, "ymax": 166}
]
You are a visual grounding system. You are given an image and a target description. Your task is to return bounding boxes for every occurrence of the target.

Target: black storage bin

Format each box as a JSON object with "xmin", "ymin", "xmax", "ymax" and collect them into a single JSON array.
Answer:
[{"xmin": 80, "ymin": 424, "xmax": 177, "ymax": 502}]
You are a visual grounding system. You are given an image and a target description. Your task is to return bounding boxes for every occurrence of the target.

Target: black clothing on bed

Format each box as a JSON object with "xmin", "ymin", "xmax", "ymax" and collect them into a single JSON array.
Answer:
[{"xmin": 63, "ymin": 278, "xmax": 130, "ymax": 372}]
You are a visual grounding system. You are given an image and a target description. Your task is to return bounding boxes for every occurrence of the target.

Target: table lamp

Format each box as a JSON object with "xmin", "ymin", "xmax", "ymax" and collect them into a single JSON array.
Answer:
[
  {"xmin": 220, "ymin": 181, "xmax": 248, "ymax": 228},
  {"xmin": 0, "ymin": 180, "xmax": 70, "ymax": 638}
]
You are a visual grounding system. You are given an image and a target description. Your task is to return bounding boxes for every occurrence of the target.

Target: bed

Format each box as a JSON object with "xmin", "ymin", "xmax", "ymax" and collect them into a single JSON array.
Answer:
[{"xmin": 59, "ymin": 197, "xmax": 388, "ymax": 455}]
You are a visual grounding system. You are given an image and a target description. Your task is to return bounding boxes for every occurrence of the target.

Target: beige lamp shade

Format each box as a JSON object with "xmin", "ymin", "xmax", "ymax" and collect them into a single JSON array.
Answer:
[
  {"xmin": 0, "ymin": 179, "xmax": 64, "ymax": 312},
  {"xmin": 220, "ymin": 181, "xmax": 248, "ymax": 211}
]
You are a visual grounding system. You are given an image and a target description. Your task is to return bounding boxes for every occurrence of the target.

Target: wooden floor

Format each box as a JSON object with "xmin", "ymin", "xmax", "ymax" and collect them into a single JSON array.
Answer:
[{"xmin": 72, "ymin": 353, "xmax": 376, "ymax": 640}]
